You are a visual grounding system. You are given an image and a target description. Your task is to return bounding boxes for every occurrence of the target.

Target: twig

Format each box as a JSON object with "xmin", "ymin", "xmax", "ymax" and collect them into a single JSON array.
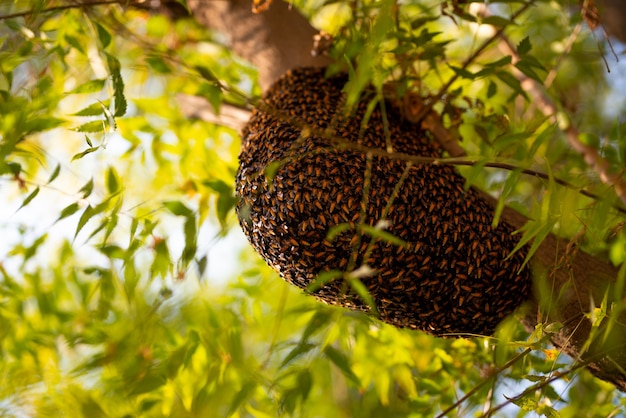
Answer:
[
  {"xmin": 479, "ymin": 360, "xmax": 590, "ymax": 417},
  {"xmin": 0, "ymin": 0, "xmax": 123, "ymax": 21},
  {"xmin": 245, "ymin": 100, "xmax": 626, "ymax": 215},
  {"xmin": 436, "ymin": 348, "xmax": 532, "ymax": 418},
  {"xmin": 543, "ymin": 22, "xmax": 582, "ymax": 89},
  {"xmin": 497, "ymin": 33, "xmax": 626, "ymax": 208},
  {"xmin": 332, "ymin": 140, "xmax": 626, "ymax": 216}
]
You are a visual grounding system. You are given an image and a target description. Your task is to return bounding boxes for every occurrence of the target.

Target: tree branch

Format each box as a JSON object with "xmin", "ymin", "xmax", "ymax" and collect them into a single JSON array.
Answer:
[
  {"xmin": 176, "ymin": 94, "xmax": 251, "ymax": 131},
  {"xmin": 187, "ymin": 0, "xmax": 332, "ymax": 91}
]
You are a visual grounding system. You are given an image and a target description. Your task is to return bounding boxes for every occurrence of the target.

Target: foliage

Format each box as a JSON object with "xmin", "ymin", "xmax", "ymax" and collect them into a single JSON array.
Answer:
[{"xmin": 0, "ymin": 0, "xmax": 625, "ymax": 417}]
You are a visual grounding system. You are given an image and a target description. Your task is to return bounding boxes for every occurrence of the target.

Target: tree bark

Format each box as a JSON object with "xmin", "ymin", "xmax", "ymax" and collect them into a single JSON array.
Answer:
[
  {"xmin": 182, "ymin": 0, "xmax": 626, "ymax": 391},
  {"xmin": 187, "ymin": 0, "xmax": 332, "ymax": 91}
]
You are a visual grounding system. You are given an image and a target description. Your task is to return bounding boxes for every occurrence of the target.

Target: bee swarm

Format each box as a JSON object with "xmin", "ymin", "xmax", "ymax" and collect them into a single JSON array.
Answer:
[{"xmin": 236, "ymin": 67, "xmax": 530, "ymax": 336}]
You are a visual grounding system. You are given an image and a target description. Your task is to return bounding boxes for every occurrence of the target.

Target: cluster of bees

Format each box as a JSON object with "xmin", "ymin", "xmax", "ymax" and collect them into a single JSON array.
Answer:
[{"xmin": 236, "ymin": 67, "xmax": 530, "ymax": 336}]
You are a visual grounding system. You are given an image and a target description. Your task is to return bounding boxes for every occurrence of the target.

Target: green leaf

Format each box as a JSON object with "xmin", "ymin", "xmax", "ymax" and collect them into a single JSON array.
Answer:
[
  {"xmin": 146, "ymin": 55, "xmax": 172, "ymax": 74},
  {"xmin": 495, "ymin": 70, "xmax": 528, "ymax": 100},
  {"xmin": 543, "ymin": 322, "xmax": 563, "ymax": 334},
  {"xmin": 195, "ymin": 65, "xmax": 220, "ymax": 85},
  {"xmin": 481, "ymin": 15, "xmax": 512, "ymax": 27},
  {"xmin": 358, "ymin": 224, "xmax": 407, "ymax": 247},
  {"xmin": 72, "ymin": 146, "xmax": 100, "ymax": 161},
  {"xmin": 485, "ymin": 56, "xmax": 512, "ymax": 68},
  {"xmin": 2, "ymin": 162, "xmax": 21, "ymax": 176},
  {"xmin": 418, "ymin": 377, "xmax": 441, "ymax": 393},
  {"xmin": 538, "ymin": 405, "xmax": 561, "ymax": 418},
  {"xmin": 203, "ymin": 179, "xmax": 232, "ymax": 194},
  {"xmin": 449, "ymin": 65, "xmax": 476, "ymax": 79},
  {"xmin": 79, "ymin": 178, "xmax": 94, "ymax": 198},
  {"xmin": 198, "ymin": 82, "xmax": 222, "ymax": 113},
  {"xmin": 151, "ymin": 238, "xmax": 171, "ymax": 278},
  {"xmin": 509, "ymin": 218, "xmax": 557, "ymax": 270},
  {"xmin": 528, "ymin": 125, "xmax": 555, "ymax": 159},
  {"xmin": 99, "ymin": 244, "xmax": 125, "ymax": 259},
  {"xmin": 347, "ymin": 276, "xmax": 378, "ymax": 315},
  {"xmin": 64, "ymin": 34, "xmax": 85, "ymax": 54},
  {"xmin": 487, "ymin": 80, "xmax": 498, "ymax": 98},
  {"xmin": 280, "ymin": 343, "xmax": 316, "ymax": 368},
  {"xmin": 18, "ymin": 187, "xmax": 39, "ymax": 211},
  {"xmin": 75, "ymin": 205, "xmax": 96, "ymax": 240},
  {"xmin": 182, "ymin": 216, "xmax": 197, "ymax": 266},
  {"xmin": 56, "ymin": 202, "xmax": 81, "ymax": 222},
  {"xmin": 146, "ymin": 15, "xmax": 172, "ymax": 37},
  {"xmin": 326, "ymin": 223, "xmax": 352, "ymax": 242},
  {"xmin": 301, "ymin": 310, "xmax": 331, "ymax": 341},
  {"xmin": 216, "ymin": 193, "xmax": 237, "ymax": 231},
  {"xmin": 163, "ymin": 201, "xmax": 193, "ymax": 217},
  {"xmin": 410, "ymin": 16, "xmax": 439, "ymax": 30},
  {"xmin": 74, "ymin": 121, "xmax": 105, "ymax": 133},
  {"xmin": 106, "ymin": 167, "xmax": 120, "ymax": 194},
  {"xmin": 493, "ymin": 132, "xmax": 532, "ymax": 153},
  {"xmin": 103, "ymin": 212, "xmax": 119, "ymax": 243},
  {"xmin": 106, "ymin": 53, "xmax": 127, "ymax": 117},
  {"xmin": 515, "ymin": 60, "xmax": 544, "ymax": 83},
  {"xmin": 87, "ymin": 218, "xmax": 108, "ymax": 242},
  {"xmin": 507, "ymin": 394, "xmax": 538, "ymax": 412},
  {"xmin": 73, "ymin": 102, "xmax": 109, "ymax": 117},
  {"xmin": 323, "ymin": 346, "xmax": 360, "ymax": 386},
  {"xmin": 95, "ymin": 23, "xmax": 111, "ymax": 48},
  {"xmin": 306, "ymin": 270, "xmax": 344, "ymax": 292},
  {"xmin": 24, "ymin": 117, "xmax": 65, "ymax": 134},
  {"xmin": 68, "ymin": 79, "xmax": 106, "ymax": 94},
  {"xmin": 297, "ymin": 369, "xmax": 313, "ymax": 402},
  {"xmin": 226, "ymin": 381, "xmax": 257, "ymax": 416},
  {"xmin": 47, "ymin": 164, "xmax": 60, "ymax": 184},
  {"xmin": 264, "ymin": 161, "xmax": 282, "ymax": 184},
  {"xmin": 493, "ymin": 169, "xmax": 521, "ymax": 226},
  {"xmin": 197, "ymin": 255, "xmax": 207, "ymax": 277},
  {"xmin": 517, "ymin": 36, "xmax": 532, "ymax": 55}
]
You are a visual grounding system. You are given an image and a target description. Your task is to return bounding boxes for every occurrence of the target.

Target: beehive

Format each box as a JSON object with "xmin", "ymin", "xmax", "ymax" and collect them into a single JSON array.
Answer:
[{"xmin": 236, "ymin": 67, "xmax": 530, "ymax": 336}]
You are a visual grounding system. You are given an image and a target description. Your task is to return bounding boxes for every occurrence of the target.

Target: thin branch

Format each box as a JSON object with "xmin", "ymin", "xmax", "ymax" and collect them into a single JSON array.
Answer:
[
  {"xmin": 254, "ymin": 99, "xmax": 626, "ymax": 215},
  {"xmin": 497, "ymin": 31, "xmax": 626, "ymax": 208},
  {"xmin": 0, "ymin": 0, "xmax": 123, "ymax": 21},
  {"xmin": 480, "ymin": 360, "xmax": 591, "ymax": 417},
  {"xmin": 436, "ymin": 348, "xmax": 533, "ymax": 418},
  {"xmin": 543, "ymin": 22, "xmax": 583, "ymax": 89}
]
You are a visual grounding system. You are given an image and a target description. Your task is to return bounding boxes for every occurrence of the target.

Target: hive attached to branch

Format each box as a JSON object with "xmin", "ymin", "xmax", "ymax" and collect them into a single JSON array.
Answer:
[{"xmin": 236, "ymin": 67, "xmax": 530, "ymax": 336}]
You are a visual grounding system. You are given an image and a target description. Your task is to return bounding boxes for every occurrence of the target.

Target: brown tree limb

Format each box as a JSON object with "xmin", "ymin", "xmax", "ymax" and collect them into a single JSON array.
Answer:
[
  {"xmin": 176, "ymin": 94, "xmax": 251, "ymax": 131},
  {"xmin": 187, "ymin": 0, "xmax": 332, "ymax": 91}
]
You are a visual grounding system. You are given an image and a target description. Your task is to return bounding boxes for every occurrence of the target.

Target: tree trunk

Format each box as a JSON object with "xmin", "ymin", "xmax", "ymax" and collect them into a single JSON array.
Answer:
[
  {"xmin": 183, "ymin": 0, "xmax": 626, "ymax": 391},
  {"xmin": 187, "ymin": 0, "xmax": 331, "ymax": 91}
]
